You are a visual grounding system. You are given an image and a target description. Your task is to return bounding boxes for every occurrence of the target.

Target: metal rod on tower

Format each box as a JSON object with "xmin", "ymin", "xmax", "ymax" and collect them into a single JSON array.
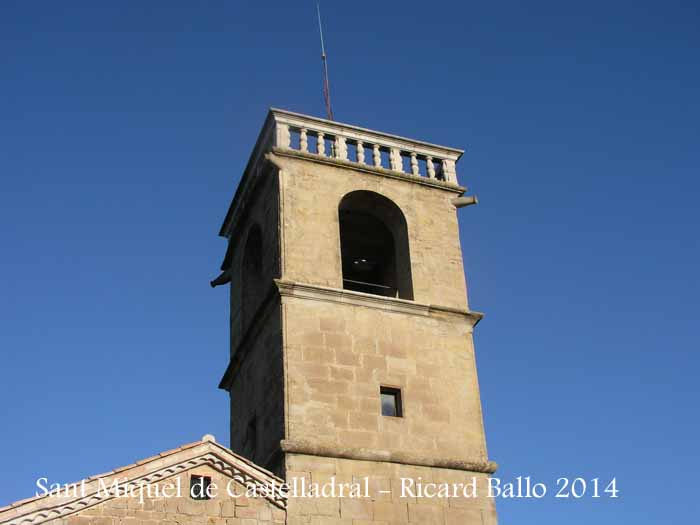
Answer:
[{"xmin": 317, "ymin": 2, "xmax": 334, "ymax": 120}]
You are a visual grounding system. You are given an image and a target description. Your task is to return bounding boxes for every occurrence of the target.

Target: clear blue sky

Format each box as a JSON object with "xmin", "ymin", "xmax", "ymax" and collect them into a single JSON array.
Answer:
[{"xmin": 1, "ymin": 1, "xmax": 698, "ymax": 522}]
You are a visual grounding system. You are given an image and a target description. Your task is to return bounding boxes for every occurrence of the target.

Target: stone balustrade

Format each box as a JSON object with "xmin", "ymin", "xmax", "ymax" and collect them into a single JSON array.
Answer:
[{"xmin": 268, "ymin": 108, "xmax": 463, "ymax": 185}]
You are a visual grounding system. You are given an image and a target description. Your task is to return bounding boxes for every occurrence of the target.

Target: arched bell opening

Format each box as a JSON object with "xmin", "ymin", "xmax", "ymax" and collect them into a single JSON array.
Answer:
[{"xmin": 338, "ymin": 191, "xmax": 413, "ymax": 300}]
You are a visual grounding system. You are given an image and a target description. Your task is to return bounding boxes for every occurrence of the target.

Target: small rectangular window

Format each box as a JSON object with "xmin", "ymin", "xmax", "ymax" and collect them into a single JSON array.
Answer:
[
  {"xmin": 380, "ymin": 386, "xmax": 402, "ymax": 417},
  {"xmin": 190, "ymin": 475, "xmax": 212, "ymax": 500}
]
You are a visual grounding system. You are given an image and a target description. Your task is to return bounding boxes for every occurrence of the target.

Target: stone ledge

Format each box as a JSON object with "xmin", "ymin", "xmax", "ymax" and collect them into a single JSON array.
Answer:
[
  {"xmin": 280, "ymin": 439, "xmax": 498, "ymax": 474},
  {"xmin": 275, "ymin": 279, "xmax": 484, "ymax": 325}
]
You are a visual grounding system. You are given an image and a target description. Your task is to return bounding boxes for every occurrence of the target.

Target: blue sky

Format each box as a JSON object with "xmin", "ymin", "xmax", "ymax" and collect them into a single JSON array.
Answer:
[{"xmin": 1, "ymin": 1, "xmax": 698, "ymax": 522}]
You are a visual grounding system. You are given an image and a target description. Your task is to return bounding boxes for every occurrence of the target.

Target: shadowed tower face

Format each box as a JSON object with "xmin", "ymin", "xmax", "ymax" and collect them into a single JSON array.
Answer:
[{"xmin": 217, "ymin": 109, "xmax": 497, "ymax": 524}]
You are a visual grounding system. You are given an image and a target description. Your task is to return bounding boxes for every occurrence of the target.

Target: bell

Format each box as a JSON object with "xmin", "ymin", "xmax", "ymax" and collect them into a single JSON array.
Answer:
[{"xmin": 352, "ymin": 257, "xmax": 375, "ymax": 272}]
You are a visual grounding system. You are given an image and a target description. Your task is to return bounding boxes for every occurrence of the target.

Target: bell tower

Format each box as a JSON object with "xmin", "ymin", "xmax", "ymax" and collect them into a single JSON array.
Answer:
[{"xmin": 216, "ymin": 109, "xmax": 497, "ymax": 524}]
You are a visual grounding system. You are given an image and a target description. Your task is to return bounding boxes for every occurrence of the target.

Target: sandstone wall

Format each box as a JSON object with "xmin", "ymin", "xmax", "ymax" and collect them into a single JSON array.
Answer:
[
  {"xmin": 285, "ymin": 455, "xmax": 496, "ymax": 525},
  {"xmin": 277, "ymin": 155, "xmax": 469, "ymax": 311},
  {"xmin": 282, "ymin": 296, "xmax": 487, "ymax": 464}
]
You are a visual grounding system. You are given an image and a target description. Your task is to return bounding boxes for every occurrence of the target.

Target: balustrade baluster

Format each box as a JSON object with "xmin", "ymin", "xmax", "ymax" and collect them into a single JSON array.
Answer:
[
  {"xmin": 335, "ymin": 135, "xmax": 347, "ymax": 160},
  {"xmin": 410, "ymin": 152, "xmax": 419, "ymax": 176},
  {"xmin": 427, "ymin": 156, "xmax": 436, "ymax": 178},
  {"xmin": 317, "ymin": 132, "xmax": 325, "ymax": 155},
  {"xmin": 300, "ymin": 128, "xmax": 308, "ymax": 152},
  {"xmin": 357, "ymin": 141, "xmax": 365, "ymax": 164},
  {"xmin": 390, "ymin": 148, "xmax": 401, "ymax": 171}
]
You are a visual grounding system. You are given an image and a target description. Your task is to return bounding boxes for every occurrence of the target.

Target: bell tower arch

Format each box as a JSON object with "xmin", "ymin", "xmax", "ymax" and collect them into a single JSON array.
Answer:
[{"xmin": 338, "ymin": 190, "xmax": 413, "ymax": 300}]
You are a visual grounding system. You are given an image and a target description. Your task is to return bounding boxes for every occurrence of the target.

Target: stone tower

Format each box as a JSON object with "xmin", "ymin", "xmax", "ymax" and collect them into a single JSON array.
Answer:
[{"xmin": 216, "ymin": 109, "xmax": 497, "ymax": 524}]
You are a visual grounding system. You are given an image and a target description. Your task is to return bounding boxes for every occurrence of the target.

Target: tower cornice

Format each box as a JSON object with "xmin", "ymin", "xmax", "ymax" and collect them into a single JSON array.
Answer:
[
  {"xmin": 280, "ymin": 439, "xmax": 497, "ymax": 475},
  {"xmin": 275, "ymin": 279, "xmax": 483, "ymax": 324}
]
